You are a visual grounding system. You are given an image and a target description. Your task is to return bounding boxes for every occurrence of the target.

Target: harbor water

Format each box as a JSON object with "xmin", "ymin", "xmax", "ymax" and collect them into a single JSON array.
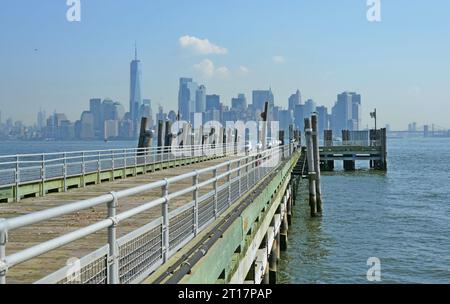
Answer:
[
  {"xmin": 279, "ymin": 137, "xmax": 450, "ymax": 283},
  {"xmin": 1, "ymin": 138, "xmax": 449, "ymax": 283}
]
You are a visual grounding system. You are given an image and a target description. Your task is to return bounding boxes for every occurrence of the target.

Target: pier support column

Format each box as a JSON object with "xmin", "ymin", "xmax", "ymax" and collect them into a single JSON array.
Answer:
[
  {"xmin": 322, "ymin": 130, "xmax": 334, "ymax": 171},
  {"xmin": 262, "ymin": 265, "xmax": 270, "ymax": 284},
  {"xmin": 304, "ymin": 118, "xmax": 318, "ymax": 217},
  {"xmin": 374, "ymin": 128, "xmax": 388, "ymax": 171},
  {"xmin": 280, "ymin": 214, "xmax": 288, "ymax": 251},
  {"xmin": 311, "ymin": 114, "xmax": 323, "ymax": 213},
  {"xmin": 269, "ymin": 237, "xmax": 278, "ymax": 284},
  {"xmin": 342, "ymin": 130, "xmax": 355, "ymax": 171},
  {"xmin": 287, "ymin": 186, "xmax": 293, "ymax": 225},
  {"xmin": 157, "ymin": 120, "xmax": 164, "ymax": 162}
]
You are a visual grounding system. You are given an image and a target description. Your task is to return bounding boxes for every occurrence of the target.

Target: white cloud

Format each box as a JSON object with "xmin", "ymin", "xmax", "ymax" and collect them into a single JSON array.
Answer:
[
  {"xmin": 179, "ymin": 35, "xmax": 228, "ymax": 55},
  {"xmin": 194, "ymin": 59, "xmax": 215, "ymax": 78},
  {"xmin": 194, "ymin": 59, "xmax": 231, "ymax": 79},
  {"xmin": 273, "ymin": 55, "xmax": 285, "ymax": 64},
  {"xmin": 216, "ymin": 66, "xmax": 231, "ymax": 79},
  {"xmin": 238, "ymin": 66, "xmax": 250, "ymax": 76}
]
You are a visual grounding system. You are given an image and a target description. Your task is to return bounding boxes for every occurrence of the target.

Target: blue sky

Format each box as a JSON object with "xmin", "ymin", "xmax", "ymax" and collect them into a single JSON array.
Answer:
[{"xmin": 0, "ymin": 0, "xmax": 449, "ymax": 129}]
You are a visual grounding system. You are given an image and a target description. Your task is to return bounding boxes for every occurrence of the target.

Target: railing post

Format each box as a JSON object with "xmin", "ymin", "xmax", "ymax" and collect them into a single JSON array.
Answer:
[
  {"xmin": 162, "ymin": 179, "xmax": 170, "ymax": 262},
  {"xmin": 227, "ymin": 163, "xmax": 231, "ymax": 206},
  {"xmin": 63, "ymin": 152, "xmax": 67, "ymax": 192},
  {"xmin": 41, "ymin": 154, "xmax": 45, "ymax": 197},
  {"xmin": 15, "ymin": 156, "xmax": 19, "ymax": 202},
  {"xmin": 97, "ymin": 151, "xmax": 101, "ymax": 184},
  {"xmin": 0, "ymin": 219, "xmax": 7, "ymax": 284},
  {"xmin": 111, "ymin": 150, "xmax": 115, "ymax": 181},
  {"xmin": 193, "ymin": 172, "xmax": 199, "ymax": 236},
  {"xmin": 122, "ymin": 149, "xmax": 126, "ymax": 178},
  {"xmin": 237, "ymin": 160, "xmax": 241, "ymax": 196},
  {"xmin": 213, "ymin": 168, "xmax": 218, "ymax": 218},
  {"xmin": 81, "ymin": 152, "xmax": 85, "ymax": 187},
  {"xmin": 134, "ymin": 149, "xmax": 138, "ymax": 176},
  {"xmin": 107, "ymin": 192, "xmax": 119, "ymax": 284}
]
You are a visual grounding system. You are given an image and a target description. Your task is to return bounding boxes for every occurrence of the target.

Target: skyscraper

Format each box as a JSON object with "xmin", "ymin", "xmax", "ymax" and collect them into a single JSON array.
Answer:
[
  {"xmin": 316, "ymin": 106, "xmax": 329, "ymax": 136},
  {"xmin": 331, "ymin": 92, "xmax": 362, "ymax": 134},
  {"xmin": 178, "ymin": 77, "xmax": 198, "ymax": 121},
  {"xmin": 294, "ymin": 104, "xmax": 305, "ymax": 131},
  {"xmin": 252, "ymin": 89, "xmax": 274, "ymax": 113},
  {"xmin": 196, "ymin": 85, "xmax": 206, "ymax": 113},
  {"xmin": 304, "ymin": 99, "xmax": 316, "ymax": 118},
  {"xmin": 288, "ymin": 90, "xmax": 302, "ymax": 111},
  {"xmin": 129, "ymin": 45, "xmax": 142, "ymax": 132},
  {"xmin": 231, "ymin": 94, "xmax": 247, "ymax": 111},
  {"xmin": 37, "ymin": 108, "xmax": 46, "ymax": 131},
  {"xmin": 89, "ymin": 98, "xmax": 102, "ymax": 138},
  {"xmin": 139, "ymin": 99, "xmax": 152, "ymax": 125},
  {"xmin": 206, "ymin": 94, "xmax": 221, "ymax": 111}
]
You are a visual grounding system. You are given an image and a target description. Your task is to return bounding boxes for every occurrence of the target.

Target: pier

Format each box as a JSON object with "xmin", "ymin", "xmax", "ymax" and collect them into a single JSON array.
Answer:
[
  {"xmin": 0, "ymin": 120, "xmax": 387, "ymax": 284},
  {"xmin": 320, "ymin": 128, "xmax": 387, "ymax": 171}
]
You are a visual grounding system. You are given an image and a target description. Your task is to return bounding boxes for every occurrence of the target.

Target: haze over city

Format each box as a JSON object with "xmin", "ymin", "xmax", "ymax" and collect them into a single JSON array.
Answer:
[{"xmin": 1, "ymin": 0, "xmax": 450, "ymax": 129}]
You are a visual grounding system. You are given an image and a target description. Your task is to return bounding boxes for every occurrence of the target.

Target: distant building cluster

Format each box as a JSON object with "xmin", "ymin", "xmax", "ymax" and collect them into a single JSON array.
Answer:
[{"xmin": 0, "ymin": 46, "xmax": 370, "ymax": 142}]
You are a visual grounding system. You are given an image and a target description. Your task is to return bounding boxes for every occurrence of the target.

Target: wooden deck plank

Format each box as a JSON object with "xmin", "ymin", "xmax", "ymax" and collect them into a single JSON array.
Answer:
[{"xmin": 0, "ymin": 155, "xmax": 240, "ymax": 283}]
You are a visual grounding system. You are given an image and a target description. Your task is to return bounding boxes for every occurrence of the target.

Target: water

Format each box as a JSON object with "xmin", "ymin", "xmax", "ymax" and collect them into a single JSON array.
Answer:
[
  {"xmin": 279, "ymin": 137, "xmax": 450, "ymax": 283},
  {"xmin": 1, "ymin": 138, "xmax": 449, "ymax": 283},
  {"xmin": 0, "ymin": 140, "xmax": 136, "ymax": 156}
]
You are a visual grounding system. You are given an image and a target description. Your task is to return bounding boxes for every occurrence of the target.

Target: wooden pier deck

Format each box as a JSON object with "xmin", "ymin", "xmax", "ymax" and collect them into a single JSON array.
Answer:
[{"xmin": 0, "ymin": 155, "xmax": 238, "ymax": 284}]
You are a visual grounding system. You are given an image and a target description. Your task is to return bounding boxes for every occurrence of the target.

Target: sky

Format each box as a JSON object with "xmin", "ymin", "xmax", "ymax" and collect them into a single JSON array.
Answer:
[{"xmin": 0, "ymin": 0, "xmax": 449, "ymax": 130}]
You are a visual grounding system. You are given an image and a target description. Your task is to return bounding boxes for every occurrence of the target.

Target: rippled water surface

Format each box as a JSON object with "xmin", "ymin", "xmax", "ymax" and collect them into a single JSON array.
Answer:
[
  {"xmin": 279, "ymin": 137, "xmax": 450, "ymax": 283},
  {"xmin": 1, "ymin": 138, "xmax": 449, "ymax": 283}
]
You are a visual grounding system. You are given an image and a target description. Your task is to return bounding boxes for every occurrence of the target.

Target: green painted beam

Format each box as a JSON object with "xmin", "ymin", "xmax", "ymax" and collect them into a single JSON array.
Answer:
[{"xmin": 178, "ymin": 151, "xmax": 300, "ymax": 284}]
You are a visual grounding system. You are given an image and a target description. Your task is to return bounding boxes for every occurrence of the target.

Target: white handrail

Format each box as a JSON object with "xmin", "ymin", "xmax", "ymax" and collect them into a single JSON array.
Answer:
[{"xmin": 0, "ymin": 143, "xmax": 294, "ymax": 284}]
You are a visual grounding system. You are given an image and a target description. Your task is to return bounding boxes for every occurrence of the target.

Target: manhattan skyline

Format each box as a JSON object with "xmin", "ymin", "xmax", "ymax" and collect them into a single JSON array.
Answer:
[{"xmin": 1, "ymin": 1, "xmax": 450, "ymax": 129}]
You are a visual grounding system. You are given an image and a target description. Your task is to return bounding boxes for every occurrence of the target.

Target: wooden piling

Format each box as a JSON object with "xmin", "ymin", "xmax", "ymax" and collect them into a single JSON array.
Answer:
[
  {"xmin": 311, "ymin": 114, "xmax": 323, "ymax": 213},
  {"xmin": 304, "ymin": 118, "xmax": 318, "ymax": 217},
  {"xmin": 164, "ymin": 121, "xmax": 173, "ymax": 157},
  {"xmin": 342, "ymin": 130, "xmax": 355, "ymax": 171},
  {"xmin": 269, "ymin": 237, "xmax": 278, "ymax": 284},
  {"xmin": 380, "ymin": 128, "xmax": 387, "ymax": 170},
  {"xmin": 323, "ymin": 130, "xmax": 334, "ymax": 171},
  {"xmin": 278, "ymin": 130, "xmax": 285, "ymax": 145},
  {"xmin": 280, "ymin": 214, "xmax": 288, "ymax": 251},
  {"xmin": 137, "ymin": 117, "xmax": 152, "ymax": 149}
]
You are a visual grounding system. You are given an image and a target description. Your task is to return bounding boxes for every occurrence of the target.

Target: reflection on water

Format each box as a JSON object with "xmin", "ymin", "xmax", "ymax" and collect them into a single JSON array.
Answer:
[{"xmin": 279, "ymin": 137, "xmax": 450, "ymax": 283}]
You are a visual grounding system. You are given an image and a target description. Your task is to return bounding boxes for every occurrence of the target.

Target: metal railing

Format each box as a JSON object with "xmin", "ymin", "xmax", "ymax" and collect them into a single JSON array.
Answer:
[
  {"xmin": 0, "ymin": 144, "xmax": 294, "ymax": 284},
  {"xmin": 0, "ymin": 144, "xmax": 235, "ymax": 201}
]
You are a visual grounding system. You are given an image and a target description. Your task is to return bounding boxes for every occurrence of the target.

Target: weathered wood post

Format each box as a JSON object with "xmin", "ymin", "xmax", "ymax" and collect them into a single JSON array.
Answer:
[
  {"xmin": 260, "ymin": 235, "xmax": 270, "ymax": 284},
  {"xmin": 260, "ymin": 102, "xmax": 269, "ymax": 151},
  {"xmin": 269, "ymin": 238, "xmax": 278, "ymax": 283},
  {"xmin": 280, "ymin": 197, "xmax": 289, "ymax": 251},
  {"xmin": 323, "ymin": 130, "xmax": 334, "ymax": 171},
  {"xmin": 287, "ymin": 185, "xmax": 293, "ymax": 225},
  {"xmin": 137, "ymin": 117, "xmax": 153, "ymax": 165},
  {"xmin": 342, "ymin": 130, "xmax": 355, "ymax": 171},
  {"xmin": 380, "ymin": 128, "xmax": 387, "ymax": 171},
  {"xmin": 278, "ymin": 130, "xmax": 285, "ymax": 159},
  {"xmin": 164, "ymin": 121, "xmax": 173, "ymax": 161},
  {"xmin": 304, "ymin": 118, "xmax": 318, "ymax": 217},
  {"xmin": 222, "ymin": 128, "xmax": 227, "ymax": 156},
  {"xmin": 293, "ymin": 129, "xmax": 300, "ymax": 148},
  {"xmin": 157, "ymin": 120, "xmax": 164, "ymax": 162},
  {"xmin": 311, "ymin": 114, "xmax": 323, "ymax": 213},
  {"xmin": 234, "ymin": 128, "xmax": 239, "ymax": 155},
  {"xmin": 369, "ymin": 129, "xmax": 376, "ymax": 168}
]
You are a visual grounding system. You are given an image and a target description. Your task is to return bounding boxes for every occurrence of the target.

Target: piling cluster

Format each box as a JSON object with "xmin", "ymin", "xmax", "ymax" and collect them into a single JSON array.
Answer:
[{"xmin": 304, "ymin": 114, "xmax": 323, "ymax": 217}]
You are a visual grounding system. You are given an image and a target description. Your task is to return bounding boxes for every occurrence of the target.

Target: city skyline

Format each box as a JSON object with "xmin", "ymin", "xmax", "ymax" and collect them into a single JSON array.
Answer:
[{"xmin": 1, "ymin": 1, "xmax": 450, "ymax": 129}]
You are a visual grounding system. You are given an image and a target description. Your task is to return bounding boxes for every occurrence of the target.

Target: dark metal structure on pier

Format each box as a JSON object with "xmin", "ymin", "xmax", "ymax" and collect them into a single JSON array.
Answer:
[{"xmin": 320, "ymin": 128, "xmax": 387, "ymax": 171}]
